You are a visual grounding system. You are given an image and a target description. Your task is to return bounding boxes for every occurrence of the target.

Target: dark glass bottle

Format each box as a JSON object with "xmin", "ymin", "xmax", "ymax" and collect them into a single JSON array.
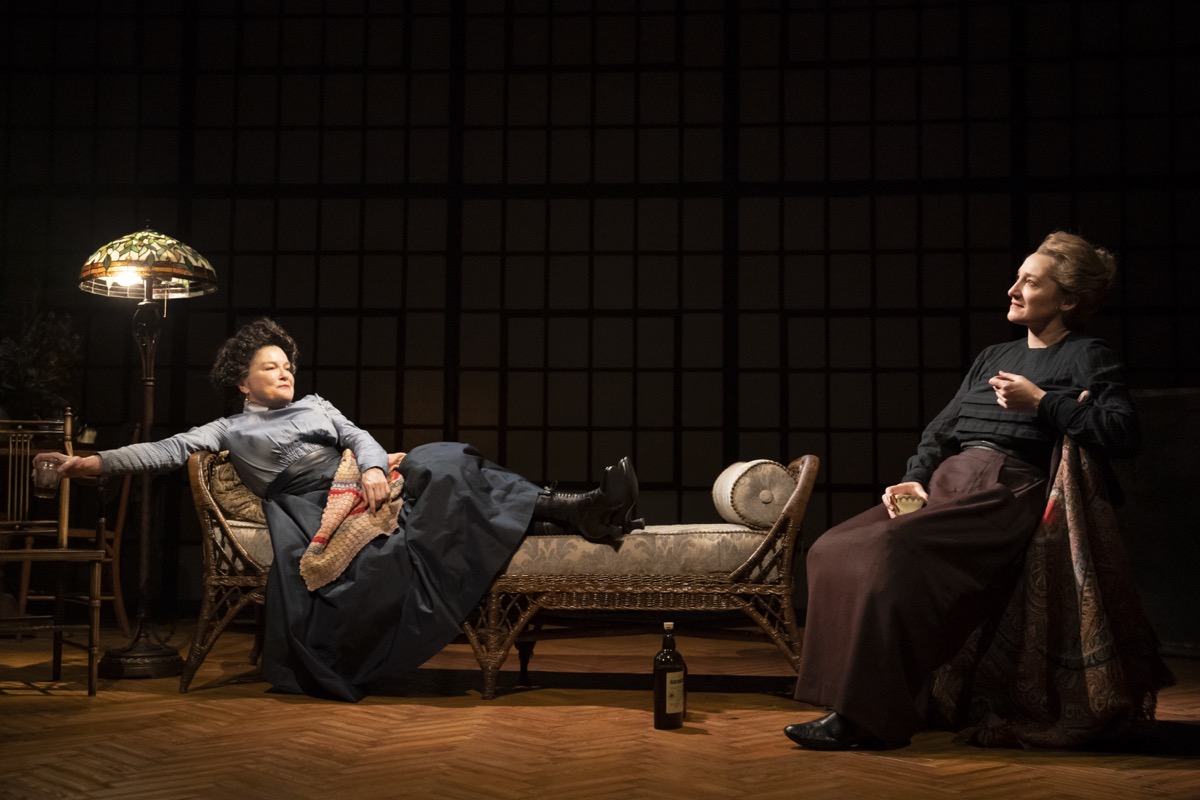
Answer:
[{"xmin": 653, "ymin": 621, "xmax": 687, "ymax": 729}]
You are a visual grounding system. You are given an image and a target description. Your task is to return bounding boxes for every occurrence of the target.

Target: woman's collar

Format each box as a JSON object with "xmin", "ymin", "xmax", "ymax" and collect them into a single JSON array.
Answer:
[
  {"xmin": 243, "ymin": 396, "xmax": 301, "ymax": 413},
  {"xmin": 1027, "ymin": 327, "xmax": 1073, "ymax": 349}
]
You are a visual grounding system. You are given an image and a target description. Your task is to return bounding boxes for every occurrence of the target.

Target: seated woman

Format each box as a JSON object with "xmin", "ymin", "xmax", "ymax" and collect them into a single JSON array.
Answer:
[
  {"xmin": 43, "ymin": 318, "xmax": 641, "ymax": 701},
  {"xmin": 784, "ymin": 231, "xmax": 1161, "ymax": 750}
]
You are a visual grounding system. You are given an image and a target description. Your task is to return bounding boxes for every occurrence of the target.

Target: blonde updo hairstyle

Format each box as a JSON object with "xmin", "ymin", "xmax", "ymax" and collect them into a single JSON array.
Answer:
[{"xmin": 1036, "ymin": 231, "xmax": 1118, "ymax": 328}]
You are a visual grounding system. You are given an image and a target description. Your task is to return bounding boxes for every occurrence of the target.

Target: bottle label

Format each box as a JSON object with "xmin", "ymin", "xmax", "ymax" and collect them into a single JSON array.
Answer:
[{"xmin": 664, "ymin": 671, "xmax": 685, "ymax": 714}]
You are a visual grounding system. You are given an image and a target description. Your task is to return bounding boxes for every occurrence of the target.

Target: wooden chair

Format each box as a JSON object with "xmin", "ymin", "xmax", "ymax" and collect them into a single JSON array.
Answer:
[
  {"xmin": 0, "ymin": 410, "xmax": 104, "ymax": 695},
  {"xmin": 17, "ymin": 425, "xmax": 137, "ymax": 637}
]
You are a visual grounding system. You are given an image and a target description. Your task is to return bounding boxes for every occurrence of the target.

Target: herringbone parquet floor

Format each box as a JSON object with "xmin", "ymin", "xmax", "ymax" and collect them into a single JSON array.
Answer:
[{"xmin": 2, "ymin": 623, "xmax": 1198, "ymax": 800}]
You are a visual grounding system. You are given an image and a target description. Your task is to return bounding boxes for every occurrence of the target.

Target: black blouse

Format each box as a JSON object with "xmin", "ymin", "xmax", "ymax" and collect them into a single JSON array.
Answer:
[{"xmin": 902, "ymin": 333, "xmax": 1139, "ymax": 489}]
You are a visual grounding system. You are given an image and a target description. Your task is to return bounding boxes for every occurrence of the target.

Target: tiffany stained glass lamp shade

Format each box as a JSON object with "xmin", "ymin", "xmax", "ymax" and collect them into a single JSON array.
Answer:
[{"xmin": 79, "ymin": 229, "xmax": 217, "ymax": 300}]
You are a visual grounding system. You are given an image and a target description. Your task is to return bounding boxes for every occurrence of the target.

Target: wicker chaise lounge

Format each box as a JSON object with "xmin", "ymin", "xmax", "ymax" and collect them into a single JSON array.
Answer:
[{"xmin": 182, "ymin": 451, "xmax": 819, "ymax": 698}]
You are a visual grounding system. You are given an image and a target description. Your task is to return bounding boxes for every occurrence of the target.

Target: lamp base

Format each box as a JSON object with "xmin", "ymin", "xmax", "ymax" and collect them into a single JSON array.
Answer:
[{"xmin": 98, "ymin": 615, "xmax": 184, "ymax": 679}]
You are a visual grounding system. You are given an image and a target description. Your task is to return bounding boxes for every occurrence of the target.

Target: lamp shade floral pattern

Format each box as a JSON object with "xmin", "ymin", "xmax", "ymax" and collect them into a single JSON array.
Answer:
[{"xmin": 79, "ymin": 229, "xmax": 218, "ymax": 299}]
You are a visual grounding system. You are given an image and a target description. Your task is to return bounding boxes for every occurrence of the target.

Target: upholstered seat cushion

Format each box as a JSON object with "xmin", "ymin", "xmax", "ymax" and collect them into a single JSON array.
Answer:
[
  {"xmin": 211, "ymin": 457, "xmax": 791, "ymax": 579},
  {"xmin": 505, "ymin": 524, "xmax": 767, "ymax": 577},
  {"xmin": 224, "ymin": 522, "xmax": 768, "ymax": 579}
]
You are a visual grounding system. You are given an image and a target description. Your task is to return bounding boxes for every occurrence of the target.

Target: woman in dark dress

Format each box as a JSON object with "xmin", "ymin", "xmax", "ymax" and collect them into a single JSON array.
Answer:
[
  {"xmin": 784, "ymin": 231, "xmax": 1141, "ymax": 749},
  {"xmin": 44, "ymin": 318, "xmax": 641, "ymax": 701}
]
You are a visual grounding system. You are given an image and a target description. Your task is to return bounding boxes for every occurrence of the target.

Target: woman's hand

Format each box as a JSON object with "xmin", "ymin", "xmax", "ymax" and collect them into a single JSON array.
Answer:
[
  {"xmin": 35, "ymin": 452, "xmax": 102, "ymax": 478},
  {"xmin": 882, "ymin": 481, "xmax": 929, "ymax": 519},
  {"xmin": 360, "ymin": 466, "xmax": 389, "ymax": 512},
  {"xmin": 988, "ymin": 371, "xmax": 1046, "ymax": 414}
]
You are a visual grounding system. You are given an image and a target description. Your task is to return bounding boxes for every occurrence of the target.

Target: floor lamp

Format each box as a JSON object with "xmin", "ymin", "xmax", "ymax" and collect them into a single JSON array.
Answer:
[{"xmin": 79, "ymin": 229, "xmax": 217, "ymax": 678}]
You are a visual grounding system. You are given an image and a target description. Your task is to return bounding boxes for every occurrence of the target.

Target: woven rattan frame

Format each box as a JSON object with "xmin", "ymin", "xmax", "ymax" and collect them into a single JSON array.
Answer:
[
  {"xmin": 460, "ymin": 454, "xmax": 819, "ymax": 699},
  {"xmin": 182, "ymin": 451, "xmax": 819, "ymax": 699},
  {"xmin": 181, "ymin": 451, "xmax": 269, "ymax": 693}
]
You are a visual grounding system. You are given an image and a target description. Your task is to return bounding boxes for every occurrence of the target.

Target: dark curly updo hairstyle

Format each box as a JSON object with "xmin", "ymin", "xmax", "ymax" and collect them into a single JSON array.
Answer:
[{"xmin": 210, "ymin": 317, "xmax": 299, "ymax": 404}]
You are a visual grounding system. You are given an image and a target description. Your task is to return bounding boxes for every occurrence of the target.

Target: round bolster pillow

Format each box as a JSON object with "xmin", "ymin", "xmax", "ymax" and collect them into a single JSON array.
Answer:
[{"xmin": 711, "ymin": 459, "xmax": 795, "ymax": 529}]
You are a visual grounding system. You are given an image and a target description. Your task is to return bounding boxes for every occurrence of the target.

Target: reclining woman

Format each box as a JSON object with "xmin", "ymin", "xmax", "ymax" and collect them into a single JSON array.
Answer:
[
  {"xmin": 43, "ymin": 317, "xmax": 641, "ymax": 702},
  {"xmin": 785, "ymin": 231, "xmax": 1169, "ymax": 750}
]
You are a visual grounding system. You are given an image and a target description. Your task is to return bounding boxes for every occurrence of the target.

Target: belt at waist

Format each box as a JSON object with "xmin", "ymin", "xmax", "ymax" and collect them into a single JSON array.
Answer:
[
  {"xmin": 266, "ymin": 446, "xmax": 342, "ymax": 498},
  {"xmin": 959, "ymin": 439, "xmax": 1040, "ymax": 467}
]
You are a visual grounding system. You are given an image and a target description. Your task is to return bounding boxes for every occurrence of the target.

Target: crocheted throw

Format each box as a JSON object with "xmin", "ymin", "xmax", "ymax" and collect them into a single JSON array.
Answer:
[{"xmin": 298, "ymin": 449, "xmax": 406, "ymax": 591}]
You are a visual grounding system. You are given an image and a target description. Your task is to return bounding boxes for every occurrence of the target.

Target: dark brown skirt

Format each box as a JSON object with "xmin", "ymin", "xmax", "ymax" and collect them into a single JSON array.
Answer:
[{"xmin": 793, "ymin": 448, "xmax": 1047, "ymax": 743}]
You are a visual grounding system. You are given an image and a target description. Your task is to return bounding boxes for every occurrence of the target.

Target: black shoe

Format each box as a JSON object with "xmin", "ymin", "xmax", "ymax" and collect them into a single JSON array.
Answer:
[
  {"xmin": 533, "ymin": 457, "xmax": 642, "ymax": 541},
  {"xmin": 598, "ymin": 457, "xmax": 644, "ymax": 533},
  {"xmin": 783, "ymin": 712, "xmax": 907, "ymax": 751}
]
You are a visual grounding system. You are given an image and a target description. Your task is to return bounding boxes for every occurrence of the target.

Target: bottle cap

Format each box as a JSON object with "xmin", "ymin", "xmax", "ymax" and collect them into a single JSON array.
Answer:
[{"xmin": 663, "ymin": 622, "xmax": 674, "ymax": 631}]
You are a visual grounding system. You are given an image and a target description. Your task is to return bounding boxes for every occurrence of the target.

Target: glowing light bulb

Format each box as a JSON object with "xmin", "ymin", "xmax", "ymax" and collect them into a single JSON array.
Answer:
[{"xmin": 112, "ymin": 268, "xmax": 144, "ymax": 287}]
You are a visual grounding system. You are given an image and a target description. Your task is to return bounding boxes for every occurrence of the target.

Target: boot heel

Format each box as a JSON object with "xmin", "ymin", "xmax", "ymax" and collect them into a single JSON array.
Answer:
[{"xmin": 599, "ymin": 458, "xmax": 639, "ymax": 528}]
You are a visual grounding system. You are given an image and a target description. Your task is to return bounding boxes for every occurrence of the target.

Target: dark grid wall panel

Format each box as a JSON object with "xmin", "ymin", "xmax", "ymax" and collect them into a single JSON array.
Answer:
[{"xmin": 1, "ymin": 2, "xmax": 1198, "ymax": 610}]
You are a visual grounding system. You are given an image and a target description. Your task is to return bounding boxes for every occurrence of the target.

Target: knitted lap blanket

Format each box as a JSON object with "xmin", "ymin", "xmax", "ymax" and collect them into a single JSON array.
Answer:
[{"xmin": 298, "ymin": 450, "xmax": 406, "ymax": 591}]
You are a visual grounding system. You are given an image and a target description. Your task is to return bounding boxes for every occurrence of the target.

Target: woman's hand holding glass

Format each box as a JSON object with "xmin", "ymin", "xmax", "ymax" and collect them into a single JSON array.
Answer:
[
  {"xmin": 882, "ymin": 481, "xmax": 929, "ymax": 519},
  {"xmin": 32, "ymin": 451, "xmax": 102, "ymax": 478}
]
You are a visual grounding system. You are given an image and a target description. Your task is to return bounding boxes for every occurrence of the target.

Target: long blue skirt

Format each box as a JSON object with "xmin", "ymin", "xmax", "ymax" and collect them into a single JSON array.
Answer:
[{"xmin": 260, "ymin": 442, "xmax": 540, "ymax": 701}]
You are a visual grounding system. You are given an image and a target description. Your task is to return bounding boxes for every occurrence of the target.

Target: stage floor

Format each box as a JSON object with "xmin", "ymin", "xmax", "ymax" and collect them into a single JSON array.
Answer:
[{"xmin": 2, "ymin": 623, "xmax": 1198, "ymax": 799}]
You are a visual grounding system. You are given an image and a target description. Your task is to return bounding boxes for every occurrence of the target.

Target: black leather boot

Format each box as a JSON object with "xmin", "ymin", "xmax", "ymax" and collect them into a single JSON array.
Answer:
[{"xmin": 532, "ymin": 457, "xmax": 643, "ymax": 541}]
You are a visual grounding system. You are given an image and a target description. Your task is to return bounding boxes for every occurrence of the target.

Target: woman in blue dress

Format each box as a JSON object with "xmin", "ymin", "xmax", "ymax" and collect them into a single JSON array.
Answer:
[{"xmin": 45, "ymin": 318, "xmax": 640, "ymax": 701}]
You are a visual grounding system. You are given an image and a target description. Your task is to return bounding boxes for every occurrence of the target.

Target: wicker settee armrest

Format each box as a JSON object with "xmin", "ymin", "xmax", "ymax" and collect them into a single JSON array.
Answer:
[
  {"xmin": 182, "ymin": 450, "xmax": 271, "ymax": 693},
  {"xmin": 186, "ymin": 450, "xmax": 271, "ymax": 576},
  {"xmin": 727, "ymin": 453, "xmax": 819, "ymax": 584}
]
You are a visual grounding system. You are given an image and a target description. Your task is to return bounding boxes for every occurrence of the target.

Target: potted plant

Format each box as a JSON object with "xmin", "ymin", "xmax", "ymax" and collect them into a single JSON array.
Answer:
[{"xmin": 0, "ymin": 309, "xmax": 82, "ymax": 421}]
